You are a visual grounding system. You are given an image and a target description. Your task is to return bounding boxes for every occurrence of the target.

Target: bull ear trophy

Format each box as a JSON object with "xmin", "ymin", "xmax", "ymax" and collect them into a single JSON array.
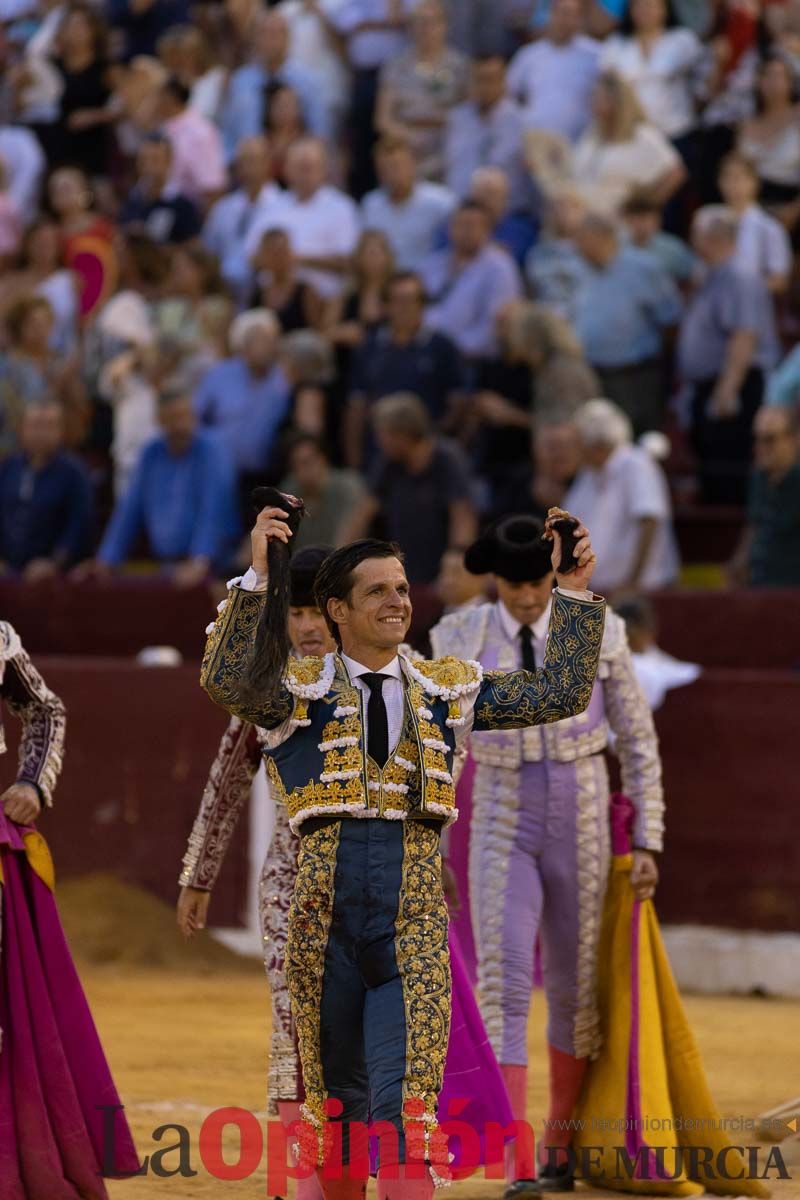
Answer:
[{"xmin": 238, "ymin": 487, "xmax": 307, "ymax": 703}]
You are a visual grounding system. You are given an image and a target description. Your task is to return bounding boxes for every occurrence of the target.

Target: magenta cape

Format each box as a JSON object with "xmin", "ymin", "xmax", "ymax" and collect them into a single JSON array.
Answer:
[
  {"xmin": 0, "ymin": 812, "xmax": 139, "ymax": 1199},
  {"xmin": 439, "ymin": 923, "xmax": 512, "ymax": 1167}
]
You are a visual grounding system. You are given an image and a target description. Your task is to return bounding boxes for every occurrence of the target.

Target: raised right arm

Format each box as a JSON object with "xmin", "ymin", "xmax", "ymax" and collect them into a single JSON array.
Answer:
[{"xmin": 200, "ymin": 586, "xmax": 294, "ymax": 729}]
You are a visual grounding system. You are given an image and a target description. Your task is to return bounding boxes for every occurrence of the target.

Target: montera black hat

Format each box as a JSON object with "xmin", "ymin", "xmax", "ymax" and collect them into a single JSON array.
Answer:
[
  {"xmin": 464, "ymin": 515, "xmax": 553, "ymax": 583},
  {"xmin": 290, "ymin": 545, "xmax": 332, "ymax": 608}
]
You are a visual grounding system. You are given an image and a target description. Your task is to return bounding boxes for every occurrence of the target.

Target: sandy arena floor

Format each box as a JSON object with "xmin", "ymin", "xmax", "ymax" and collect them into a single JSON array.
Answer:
[{"xmin": 82, "ymin": 964, "xmax": 800, "ymax": 1200}]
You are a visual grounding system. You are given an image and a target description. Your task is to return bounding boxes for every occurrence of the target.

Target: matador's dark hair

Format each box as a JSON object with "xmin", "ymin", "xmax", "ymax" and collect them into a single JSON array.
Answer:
[
  {"xmin": 314, "ymin": 539, "xmax": 405, "ymax": 648},
  {"xmin": 237, "ymin": 488, "xmax": 306, "ymax": 705}
]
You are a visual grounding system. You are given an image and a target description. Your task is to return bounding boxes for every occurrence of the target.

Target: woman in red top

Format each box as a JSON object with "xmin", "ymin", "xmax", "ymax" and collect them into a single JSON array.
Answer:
[{"xmin": 47, "ymin": 166, "xmax": 118, "ymax": 320}]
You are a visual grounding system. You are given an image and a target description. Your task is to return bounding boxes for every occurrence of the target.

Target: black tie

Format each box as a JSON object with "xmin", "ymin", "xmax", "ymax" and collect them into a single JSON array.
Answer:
[
  {"xmin": 362, "ymin": 673, "xmax": 389, "ymax": 767},
  {"xmin": 519, "ymin": 625, "xmax": 536, "ymax": 672}
]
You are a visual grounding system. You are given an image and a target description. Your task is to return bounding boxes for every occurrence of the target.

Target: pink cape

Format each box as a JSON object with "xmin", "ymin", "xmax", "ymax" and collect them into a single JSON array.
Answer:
[{"xmin": 0, "ymin": 812, "xmax": 139, "ymax": 1198}]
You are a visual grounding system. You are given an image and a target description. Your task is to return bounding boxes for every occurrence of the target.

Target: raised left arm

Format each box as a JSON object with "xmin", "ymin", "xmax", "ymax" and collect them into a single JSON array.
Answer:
[
  {"xmin": 472, "ymin": 591, "xmax": 605, "ymax": 730},
  {"xmin": 0, "ymin": 626, "xmax": 66, "ymax": 808}
]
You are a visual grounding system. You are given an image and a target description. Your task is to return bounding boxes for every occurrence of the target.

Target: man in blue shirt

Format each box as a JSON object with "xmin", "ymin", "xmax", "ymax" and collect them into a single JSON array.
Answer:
[
  {"xmin": 220, "ymin": 10, "xmax": 329, "ymax": 161},
  {"xmin": 0, "ymin": 400, "xmax": 92, "ymax": 581},
  {"xmin": 573, "ymin": 212, "xmax": 682, "ymax": 436},
  {"xmin": 193, "ymin": 309, "xmax": 292, "ymax": 482},
  {"xmin": 96, "ymin": 392, "xmax": 239, "ymax": 584}
]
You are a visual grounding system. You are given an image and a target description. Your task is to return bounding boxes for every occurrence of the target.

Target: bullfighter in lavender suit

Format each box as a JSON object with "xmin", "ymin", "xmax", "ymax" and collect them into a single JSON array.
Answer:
[{"xmin": 430, "ymin": 515, "xmax": 664, "ymax": 1199}]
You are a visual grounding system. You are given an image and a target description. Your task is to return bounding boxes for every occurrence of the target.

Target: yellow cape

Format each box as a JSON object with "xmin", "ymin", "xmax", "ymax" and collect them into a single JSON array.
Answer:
[{"xmin": 573, "ymin": 854, "xmax": 768, "ymax": 1197}]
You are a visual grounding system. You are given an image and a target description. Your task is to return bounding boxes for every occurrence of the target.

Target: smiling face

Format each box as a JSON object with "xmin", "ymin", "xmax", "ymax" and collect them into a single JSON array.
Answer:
[
  {"xmin": 287, "ymin": 605, "xmax": 336, "ymax": 659},
  {"xmin": 328, "ymin": 557, "xmax": 412, "ymax": 658}
]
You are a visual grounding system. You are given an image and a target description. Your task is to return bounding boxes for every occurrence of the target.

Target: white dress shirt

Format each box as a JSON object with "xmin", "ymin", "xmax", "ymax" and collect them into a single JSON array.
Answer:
[
  {"xmin": 599, "ymin": 30, "xmax": 704, "ymax": 139},
  {"xmin": 245, "ymin": 184, "xmax": 361, "ymax": 298},
  {"xmin": 732, "ymin": 205, "xmax": 792, "ymax": 282},
  {"xmin": 496, "ymin": 598, "xmax": 552, "ymax": 668},
  {"xmin": 341, "ymin": 653, "xmax": 405, "ymax": 755}
]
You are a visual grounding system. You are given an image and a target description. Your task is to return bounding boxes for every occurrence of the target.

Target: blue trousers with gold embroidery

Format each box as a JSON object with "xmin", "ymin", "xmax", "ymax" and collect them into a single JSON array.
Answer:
[{"xmin": 285, "ymin": 817, "xmax": 451, "ymax": 1167}]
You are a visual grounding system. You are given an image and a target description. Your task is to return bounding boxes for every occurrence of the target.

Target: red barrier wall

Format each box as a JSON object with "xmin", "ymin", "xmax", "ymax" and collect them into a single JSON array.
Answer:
[{"xmin": 2, "ymin": 657, "xmax": 797, "ymax": 934}]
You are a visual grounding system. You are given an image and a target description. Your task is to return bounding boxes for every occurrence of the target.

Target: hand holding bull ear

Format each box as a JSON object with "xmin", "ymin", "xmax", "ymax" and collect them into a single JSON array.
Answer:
[
  {"xmin": 238, "ymin": 489, "xmax": 307, "ymax": 705},
  {"xmin": 250, "ymin": 489, "xmax": 304, "ymax": 581}
]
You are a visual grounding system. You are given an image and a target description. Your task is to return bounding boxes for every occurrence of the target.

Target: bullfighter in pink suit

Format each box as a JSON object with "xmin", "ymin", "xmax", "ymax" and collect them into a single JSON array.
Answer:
[{"xmin": 430, "ymin": 515, "xmax": 664, "ymax": 1199}]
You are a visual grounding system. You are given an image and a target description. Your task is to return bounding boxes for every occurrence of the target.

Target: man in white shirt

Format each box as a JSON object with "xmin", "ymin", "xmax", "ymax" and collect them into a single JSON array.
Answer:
[
  {"xmin": 361, "ymin": 135, "xmax": 456, "ymax": 271},
  {"xmin": 430, "ymin": 513, "xmax": 662, "ymax": 1198},
  {"xmin": 718, "ymin": 153, "xmax": 792, "ymax": 294},
  {"xmin": 507, "ymin": 0, "xmax": 600, "ymax": 141},
  {"xmin": 246, "ymin": 137, "xmax": 361, "ymax": 299},
  {"xmin": 564, "ymin": 399, "xmax": 680, "ymax": 594},
  {"xmin": 203, "ymin": 136, "xmax": 285, "ymax": 303},
  {"xmin": 444, "ymin": 54, "xmax": 529, "ymax": 207}
]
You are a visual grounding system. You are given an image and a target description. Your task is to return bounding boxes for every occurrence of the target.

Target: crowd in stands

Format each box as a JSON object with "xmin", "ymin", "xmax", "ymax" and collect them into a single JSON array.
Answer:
[{"xmin": 0, "ymin": 0, "xmax": 799, "ymax": 598}]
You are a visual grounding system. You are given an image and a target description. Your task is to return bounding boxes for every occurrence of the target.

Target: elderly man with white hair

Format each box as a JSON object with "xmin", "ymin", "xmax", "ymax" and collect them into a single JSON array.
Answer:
[
  {"xmin": 564, "ymin": 398, "xmax": 679, "ymax": 594},
  {"xmin": 245, "ymin": 137, "xmax": 360, "ymax": 299},
  {"xmin": 193, "ymin": 308, "xmax": 291, "ymax": 489},
  {"xmin": 469, "ymin": 166, "xmax": 537, "ymax": 267},
  {"xmin": 679, "ymin": 204, "xmax": 780, "ymax": 505}
]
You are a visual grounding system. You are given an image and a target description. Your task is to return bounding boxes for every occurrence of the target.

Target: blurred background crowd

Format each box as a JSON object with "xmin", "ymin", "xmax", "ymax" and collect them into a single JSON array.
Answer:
[{"xmin": 1, "ymin": 0, "xmax": 800, "ymax": 601}]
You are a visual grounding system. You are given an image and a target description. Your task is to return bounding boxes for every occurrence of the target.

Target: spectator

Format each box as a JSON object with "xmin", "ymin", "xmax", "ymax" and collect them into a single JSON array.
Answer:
[
  {"xmin": 573, "ymin": 211, "xmax": 682, "ymax": 434},
  {"xmin": 203, "ymin": 136, "xmax": 284, "ymax": 303},
  {"xmin": 375, "ymin": 0, "xmax": 469, "ymax": 182},
  {"xmin": 614, "ymin": 593, "xmax": 700, "ymax": 710},
  {"xmin": 169, "ymin": 26, "xmax": 227, "ymax": 123},
  {"xmin": 279, "ymin": 328, "xmax": 335, "ymax": 439},
  {"xmin": 361, "ymin": 135, "xmax": 456, "ymax": 271},
  {"xmin": 679, "ymin": 205, "xmax": 779, "ymax": 504},
  {"xmin": 444, "ymin": 54, "xmax": 528, "ymax": 207},
  {"xmin": 738, "ymin": 55, "xmax": 800, "ymax": 233},
  {"xmin": 279, "ymin": 431, "xmax": 366, "ymax": 551},
  {"xmin": 50, "ymin": 3, "xmax": 114, "ymax": 178},
  {"xmin": 564, "ymin": 398, "xmax": 680, "ymax": 593},
  {"xmin": 246, "ymin": 138, "xmax": 360, "ymax": 299},
  {"xmin": 326, "ymin": 229, "xmax": 396, "ymax": 352},
  {"xmin": 158, "ymin": 244, "xmax": 231, "ymax": 384},
  {"xmin": 220, "ymin": 9, "xmax": 328, "ymax": 160},
  {"xmin": 471, "ymin": 300, "xmax": 535, "ymax": 491},
  {"xmin": 572, "ymin": 72, "xmax": 687, "ymax": 214},
  {"xmin": 119, "ymin": 133, "xmax": 202, "ymax": 245},
  {"xmin": 0, "ymin": 219, "xmax": 79, "ymax": 354},
  {"xmin": 342, "ymin": 391, "xmax": 478, "ymax": 583},
  {"xmin": 250, "ymin": 228, "xmax": 323, "ymax": 333},
  {"xmin": 193, "ymin": 307, "xmax": 291, "ymax": 492},
  {"xmin": 0, "ymin": 399, "xmax": 92, "ymax": 579},
  {"xmin": 345, "ymin": 270, "xmax": 468, "ymax": 465},
  {"xmin": 506, "ymin": 300, "xmax": 600, "ymax": 418},
  {"xmin": 600, "ymin": 0, "xmax": 705, "ymax": 147},
  {"xmin": 491, "ymin": 414, "xmax": 583, "ymax": 521},
  {"xmin": 421, "ymin": 199, "xmax": 522, "ymax": 359},
  {"xmin": 728, "ymin": 405, "xmax": 800, "ymax": 587},
  {"xmin": 276, "ymin": 0, "xmax": 350, "ymax": 135},
  {"xmin": 468, "ymin": 166, "xmax": 537, "ymax": 267},
  {"xmin": 507, "ymin": 0, "xmax": 600, "ymax": 142},
  {"xmin": 329, "ymin": 0, "xmax": 415, "ymax": 198},
  {"xmin": 620, "ymin": 193, "xmax": 697, "ymax": 284},
  {"xmin": 0, "ymin": 295, "xmax": 88, "ymax": 453},
  {"xmin": 47, "ymin": 166, "xmax": 117, "ymax": 319},
  {"xmin": 95, "ymin": 389, "xmax": 239, "ymax": 584},
  {"xmin": 263, "ymin": 84, "xmax": 309, "ymax": 187},
  {"xmin": 0, "ymin": 124, "xmax": 45, "ymax": 221},
  {"xmin": 718, "ymin": 153, "xmax": 792, "ymax": 293},
  {"xmin": 435, "ymin": 544, "xmax": 487, "ymax": 613},
  {"xmin": 159, "ymin": 76, "xmax": 227, "ymax": 211},
  {"xmin": 524, "ymin": 186, "xmax": 590, "ymax": 319},
  {"xmin": 0, "ymin": 162, "xmax": 21, "ymax": 264},
  {"xmin": 107, "ymin": 0, "xmax": 189, "ymax": 60}
]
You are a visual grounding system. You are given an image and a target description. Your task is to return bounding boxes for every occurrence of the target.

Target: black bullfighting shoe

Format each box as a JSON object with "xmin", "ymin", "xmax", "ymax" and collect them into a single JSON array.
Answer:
[
  {"xmin": 529, "ymin": 1161, "xmax": 576, "ymax": 1193},
  {"xmin": 503, "ymin": 1180, "xmax": 541, "ymax": 1199}
]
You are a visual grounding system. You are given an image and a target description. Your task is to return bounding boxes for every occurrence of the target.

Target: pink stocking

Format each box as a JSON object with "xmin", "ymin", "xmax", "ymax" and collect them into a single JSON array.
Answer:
[
  {"xmin": 314, "ymin": 1170, "xmax": 367, "ymax": 1199},
  {"xmin": 540, "ymin": 1044, "xmax": 588, "ymax": 1168},
  {"xmin": 276, "ymin": 1101, "xmax": 325, "ymax": 1200},
  {"xmin": 500, "ymin": 1063, "xmax": 536, "ymax": 1181},
  {"xmin": 376, "ymin": 1163, "xmax": 434, "ymax": 1199}
]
